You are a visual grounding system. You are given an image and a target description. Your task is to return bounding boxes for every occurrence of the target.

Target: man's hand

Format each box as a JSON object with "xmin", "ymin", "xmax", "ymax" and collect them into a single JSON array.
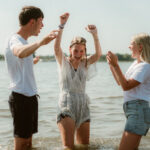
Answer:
[
  {"xmin": 39, "ymin": 30, "xmax": 59, "ymax": 46},
  {"xmin": 33, "ymin": 56, "xmax": 40, "ymax": 64}
]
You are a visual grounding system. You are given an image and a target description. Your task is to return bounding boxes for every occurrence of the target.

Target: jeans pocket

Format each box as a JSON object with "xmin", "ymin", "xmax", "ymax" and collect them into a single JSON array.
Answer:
[{"xmin": 144, "ymin": 108, "xmax": 150, "ymax": 124}]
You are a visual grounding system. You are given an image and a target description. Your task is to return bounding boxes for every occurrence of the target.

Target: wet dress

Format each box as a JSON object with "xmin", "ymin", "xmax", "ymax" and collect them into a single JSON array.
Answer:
[{"xmin": 56, "ymin": 54, "xmax": 96, "ymax": 127}]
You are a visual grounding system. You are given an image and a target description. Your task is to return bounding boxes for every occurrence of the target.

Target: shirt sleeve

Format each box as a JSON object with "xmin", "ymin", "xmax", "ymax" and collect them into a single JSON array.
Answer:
[
  {"xmin": 131, "ymin": 63, "xmax": 150, "ymax": 83},
  {"xmin": 9, "ymin": 36, "xmax": 23, "ymax": 51}
]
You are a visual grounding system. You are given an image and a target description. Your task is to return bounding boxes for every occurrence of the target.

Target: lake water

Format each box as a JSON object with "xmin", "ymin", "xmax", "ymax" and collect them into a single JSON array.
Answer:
[{"xmin": 0, "ymin": 61, "xmax": 150, "ymax": 150}]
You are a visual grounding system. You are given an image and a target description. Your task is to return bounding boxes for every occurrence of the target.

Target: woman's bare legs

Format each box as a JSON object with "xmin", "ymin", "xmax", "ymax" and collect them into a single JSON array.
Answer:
[
  {"xmin": 76, "ymin": 122, "xmax": 90, "ymax": 145},
  {"xmin": 119, "ymin": 131, "xmax": 142, "ymax": 150},
  {"xmin": 58, "ymin": 117, "xmax": 75, "ymax": 149}
]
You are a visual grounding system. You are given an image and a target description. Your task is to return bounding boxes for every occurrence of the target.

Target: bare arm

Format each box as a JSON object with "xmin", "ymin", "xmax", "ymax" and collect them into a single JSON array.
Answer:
[
  {"xmin": 106, "ymin": 51, "xmax": 140, "ymax": 91},
  {"xmin": 109, "ymin": 65, "xmax": 120, "ymax": 85},
  {"xmin": 54, "ymin": 13, "xmax": 69, "ymax": 66},
  {"xmin": 13, "ymin": 31, "xmax": 58, "ymax": 58},
  {"xmin": 86, "ymin": 25, "xmax": 102, "ymax": 65},
  {"xmin": 106, "ymin": 53, "xmax": 120, "ymax": 85},
  {"xmin": 54, "ymin": 29, "xmax": 63, "ymax": 65},
  {"xmin": 13, "ymin": 42, "xmax": 41, "ymax": 58}
]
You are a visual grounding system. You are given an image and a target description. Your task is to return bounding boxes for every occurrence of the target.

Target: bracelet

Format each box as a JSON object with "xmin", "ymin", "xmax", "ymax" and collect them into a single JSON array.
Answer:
[{"xmin": 58, "ymin": 23, "xmax": 66, "ymax": 29}]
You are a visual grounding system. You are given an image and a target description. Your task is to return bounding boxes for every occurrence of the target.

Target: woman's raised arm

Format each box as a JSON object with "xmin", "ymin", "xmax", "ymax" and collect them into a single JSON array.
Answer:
[
  {"xmin": 86, "ymin": 25, "xmax": 102, "ymax": 65},
  {"xmin": 54, "ymin": 13, "xmax": 69, "ymax": 66}
]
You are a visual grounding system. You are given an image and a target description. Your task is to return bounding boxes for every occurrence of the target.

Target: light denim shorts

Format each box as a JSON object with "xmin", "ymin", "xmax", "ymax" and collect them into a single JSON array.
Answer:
[{"xmin": 123, "ymin": 100, "xmax": 150, "ymax": 136}]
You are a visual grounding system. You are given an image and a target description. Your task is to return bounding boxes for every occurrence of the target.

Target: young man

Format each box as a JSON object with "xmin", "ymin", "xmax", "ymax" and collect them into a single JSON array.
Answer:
[{"xmin": 5, "ymin": 6, "xmax": 58, "ymax": 150}]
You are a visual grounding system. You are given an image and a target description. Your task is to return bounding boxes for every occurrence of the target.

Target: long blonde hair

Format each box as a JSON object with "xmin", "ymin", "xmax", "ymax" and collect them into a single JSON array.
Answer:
[{"xmin": 132, "ymin": 33, "xmax": 150, "ymax": 63}]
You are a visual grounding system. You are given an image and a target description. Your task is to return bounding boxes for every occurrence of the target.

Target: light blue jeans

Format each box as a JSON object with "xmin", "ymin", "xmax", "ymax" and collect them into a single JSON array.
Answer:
[{"xmin": 123, "ymin": 100, "xmax": 150, "ymax": 136}]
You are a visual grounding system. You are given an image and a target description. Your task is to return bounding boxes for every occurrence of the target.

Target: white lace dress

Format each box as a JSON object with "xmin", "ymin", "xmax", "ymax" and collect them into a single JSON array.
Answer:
[{"xmin": 56, "ymin": 54, "xmax": 96, "ymax": 127}]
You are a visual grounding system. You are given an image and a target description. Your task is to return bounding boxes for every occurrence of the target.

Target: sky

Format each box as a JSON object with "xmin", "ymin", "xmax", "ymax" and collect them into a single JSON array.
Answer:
[{"xmin": 0, "ymin": 0, "xmax": 150, "ymax": 56}]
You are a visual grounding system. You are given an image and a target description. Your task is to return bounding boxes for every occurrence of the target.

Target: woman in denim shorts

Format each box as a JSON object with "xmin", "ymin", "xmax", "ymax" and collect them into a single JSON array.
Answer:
[
  {"xmin": 54, "ymin": 13, "xmax": 102, "ymax": 149},
  {"xmin": 106, "ymin": 33, "xmax": 150, "ymax": 150}
]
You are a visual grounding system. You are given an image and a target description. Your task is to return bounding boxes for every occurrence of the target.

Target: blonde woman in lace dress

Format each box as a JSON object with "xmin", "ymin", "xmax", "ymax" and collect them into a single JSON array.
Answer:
[{"xmin": 54, "ymin": 13, "xmax": 102, "ymax": 149}]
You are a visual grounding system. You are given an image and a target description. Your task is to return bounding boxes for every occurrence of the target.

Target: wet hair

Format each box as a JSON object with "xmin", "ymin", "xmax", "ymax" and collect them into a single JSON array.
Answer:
[
  {"xmin": 70, "ymin": 36, "xmax": 87, "ymax": 67},
  {"xmin": 70, "ymin": 36, "xmax": 86, "ymax": 48},
  {"xmin": 132, "ymin": 33, "xmax": 150, "ymax": 63},
  {"xmin": 19, "ymin": 6, "xmax": 44, "ymax": 26}
]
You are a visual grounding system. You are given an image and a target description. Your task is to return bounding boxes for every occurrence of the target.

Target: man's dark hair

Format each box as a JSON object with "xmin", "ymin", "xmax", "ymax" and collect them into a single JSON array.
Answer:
[{"xmin": 19, "ymin": 6, "xmax": 44, "ymax": 26}]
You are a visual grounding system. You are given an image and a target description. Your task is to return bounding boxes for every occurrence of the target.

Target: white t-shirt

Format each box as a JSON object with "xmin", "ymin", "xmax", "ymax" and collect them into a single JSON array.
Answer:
[
  {"xmin": 5, "ymin": 34, "xmax": 37, "ymax": 96},
  {"xmin": 124, "ymin": 60, "xmax": 150, "ymax": 103}
]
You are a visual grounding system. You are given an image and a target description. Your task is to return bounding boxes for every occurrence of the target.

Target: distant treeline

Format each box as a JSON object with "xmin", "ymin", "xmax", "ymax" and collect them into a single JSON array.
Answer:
[
  {"xmin": 0, "ymin": 54, "xmax": 134, "ymax": 61},
  {"xmin": 0, "ymin": 55, "xmax": 4, "ymax": 60},
  {"xmin": 99, "ymin": 53, "xmax": 134, "ymax": 61}
]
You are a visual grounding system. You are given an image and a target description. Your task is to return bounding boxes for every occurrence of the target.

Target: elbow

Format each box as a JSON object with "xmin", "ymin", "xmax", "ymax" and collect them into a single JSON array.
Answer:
[
  {"xmin": 17, "ymin": 50, "xmax": 29, "ymax": 58},
  {"xmin": 17, "ymin": 52, "xmax": 25, "ymax": 58},
  {"xmin": 14, "ymin": 49, "xmax": 25, "ymax": 58},
  {"xmin": 122, "ymin": 86, "xmax": 131, "ymax": 91},
  {"xmin": 122, "ymin": 87, "xmax": 128, "ymax": 91},
  {"xmin": 13, "ymin": 48, "xmax": 24, "ymax": 58},
  {"xmin": 121, "ymin": 81, "xmax": 132, "ymax": 91},
  {"xmin": 18, "ymin": 54, "xmax": 24, "ymax": 58}
]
